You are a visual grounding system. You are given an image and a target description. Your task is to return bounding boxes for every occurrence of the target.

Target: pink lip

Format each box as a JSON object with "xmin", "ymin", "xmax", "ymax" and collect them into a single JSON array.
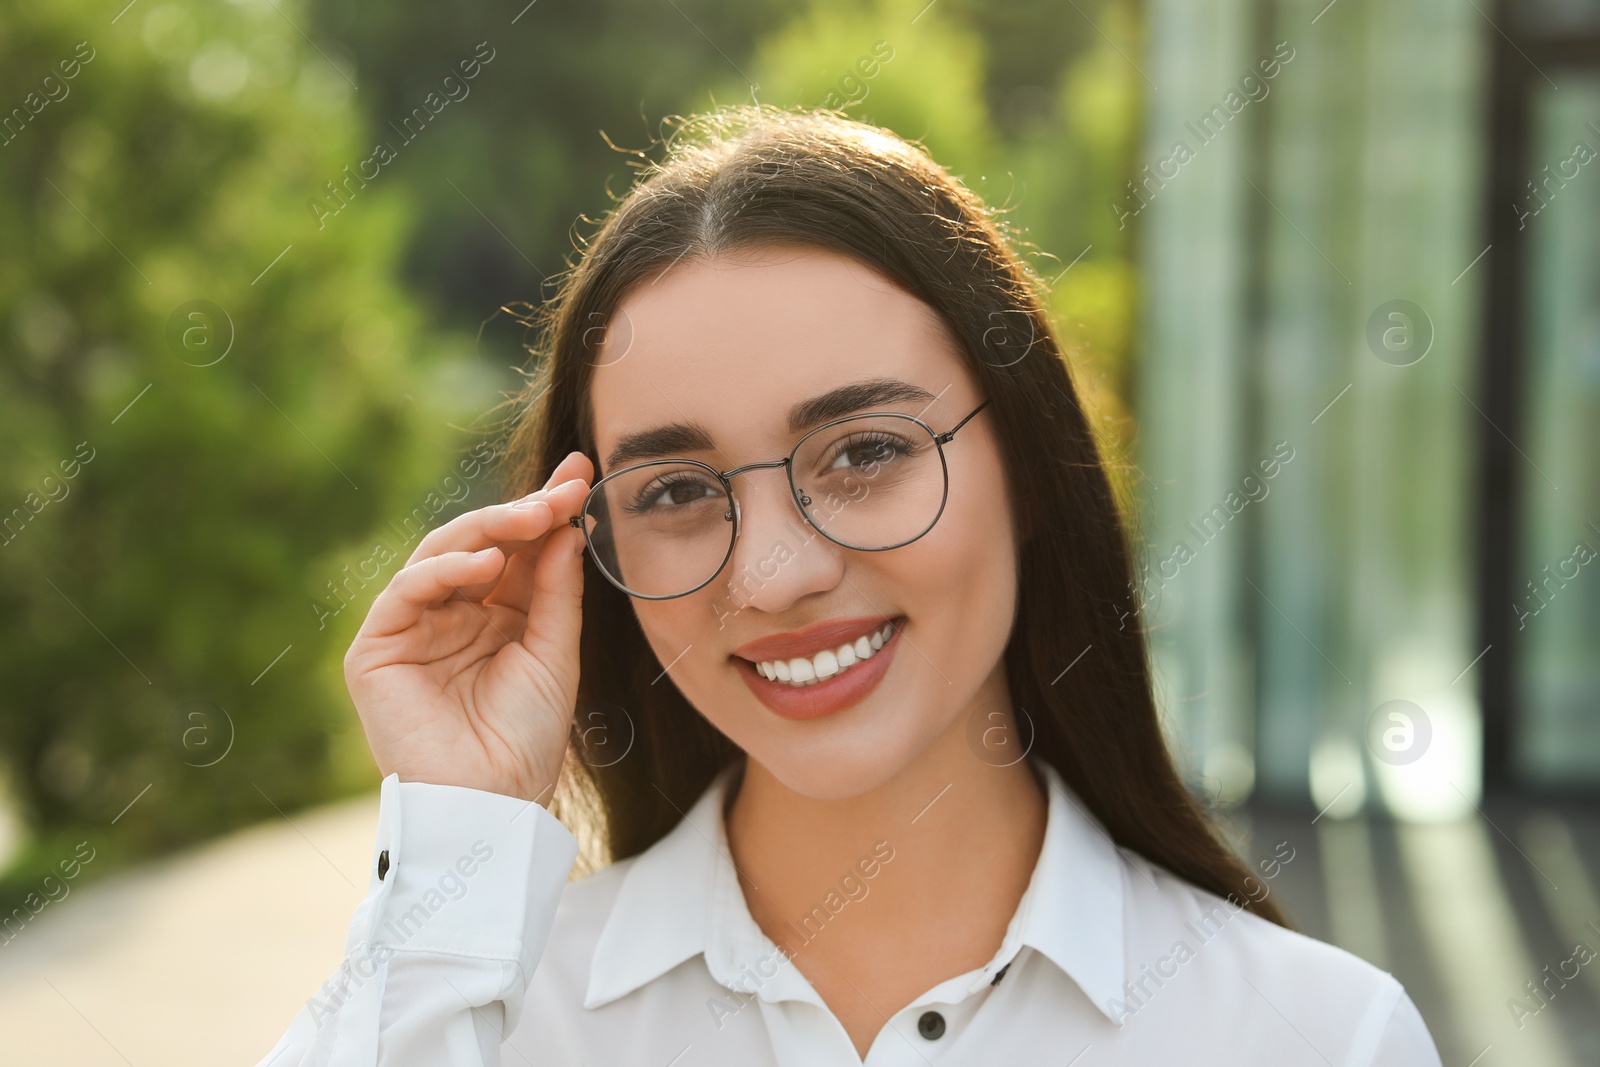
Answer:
[{"xmin": 732, "ymin": 617, "xmax": 904, "ymax": 721}]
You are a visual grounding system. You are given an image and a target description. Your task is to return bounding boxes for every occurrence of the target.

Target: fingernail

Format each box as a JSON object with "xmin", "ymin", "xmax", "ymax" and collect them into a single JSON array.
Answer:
[{"xmin": 512, "ymin": 498, "xmax": 549, "ymax": 511}]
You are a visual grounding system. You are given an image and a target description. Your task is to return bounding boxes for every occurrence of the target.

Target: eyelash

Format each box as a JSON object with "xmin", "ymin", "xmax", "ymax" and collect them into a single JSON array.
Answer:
[
  {"xmin": 622, "ymin": 430, "xmax": 917, "ymax": 516},
  {"xmin": 827, "ymin": 430, "xmax": 915, "ymax": 468},
  {"xmin": 624, "ymin": 469, "xmax": 721, "ymax": 514}
]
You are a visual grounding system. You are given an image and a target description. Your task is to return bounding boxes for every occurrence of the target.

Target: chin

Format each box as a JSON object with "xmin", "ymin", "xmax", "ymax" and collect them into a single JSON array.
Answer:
[{"xmin": 729, "ymin": 697, "xmax": 944, "ymax": 802}]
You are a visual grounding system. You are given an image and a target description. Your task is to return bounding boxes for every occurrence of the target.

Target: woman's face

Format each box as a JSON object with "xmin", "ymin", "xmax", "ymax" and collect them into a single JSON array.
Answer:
[{"xmin": 588, "ymin": 244, "xmax": 1021, "ymax": 799}]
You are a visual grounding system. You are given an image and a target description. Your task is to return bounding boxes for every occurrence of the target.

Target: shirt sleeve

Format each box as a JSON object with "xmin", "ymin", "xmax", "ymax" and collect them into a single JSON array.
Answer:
[
  {"xmin": 253, "ymin": 773, "xmax": 580, "ymax": 1066},
  {"xmin": 1365, "ymin": 983, "xmax": 1444, "ymax": 1067}
]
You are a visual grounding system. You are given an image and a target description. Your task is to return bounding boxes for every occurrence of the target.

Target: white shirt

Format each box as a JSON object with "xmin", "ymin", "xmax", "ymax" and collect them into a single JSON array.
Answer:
[{"xmin": 256, "ymin": 757, "xmax": 1443, "ymax": 1065}]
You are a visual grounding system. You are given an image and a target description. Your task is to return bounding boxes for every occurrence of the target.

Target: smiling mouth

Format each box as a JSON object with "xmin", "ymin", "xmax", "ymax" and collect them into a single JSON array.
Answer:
[{"xmin": 737, "ymin": 617, "xmax": 903, "ymax": 689}]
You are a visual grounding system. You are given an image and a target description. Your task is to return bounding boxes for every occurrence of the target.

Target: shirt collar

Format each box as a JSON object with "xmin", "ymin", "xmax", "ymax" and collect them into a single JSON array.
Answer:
[
  {"xmin": 1010, "ymin": 758, "xmax": 1128, "ymax": 1023},
  {"xmin": 583, "ymin": 757, "xmax": 1127, "ymax": 1024},
  {"xmin": 582, "ymin": 762, "xmax": 746, "ymax": 1011}
]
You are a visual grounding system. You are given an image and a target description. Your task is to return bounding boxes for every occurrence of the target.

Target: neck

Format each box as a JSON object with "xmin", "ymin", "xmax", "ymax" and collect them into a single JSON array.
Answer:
[{"xmin": 723, "ymin": 699, "xmax": 1048, "ymax": 1029}]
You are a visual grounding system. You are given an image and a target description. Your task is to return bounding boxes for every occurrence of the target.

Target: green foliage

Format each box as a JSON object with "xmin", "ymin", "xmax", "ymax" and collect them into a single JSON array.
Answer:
[
  {"xmin": 296, "ymin": 0, "xmax": 795, "ymax": 334},
  {"xmin": 735, "ymin": 0, "xmax": 1002, "ymax": 176},
  {"xmin": 0, "ymin": 0, "xmax": 494, "ymax": 910}
]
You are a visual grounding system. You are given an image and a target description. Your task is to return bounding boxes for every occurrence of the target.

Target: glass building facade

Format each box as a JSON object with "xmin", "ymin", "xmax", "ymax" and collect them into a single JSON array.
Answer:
[{"xmin": 1134, "ymin": 0, "xmax": 1599, "ymax": 812}]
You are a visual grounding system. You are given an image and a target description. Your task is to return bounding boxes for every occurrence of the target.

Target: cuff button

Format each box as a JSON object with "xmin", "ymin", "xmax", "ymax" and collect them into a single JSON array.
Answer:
[
  {"xmin": 917, "ymin": 1010, "xmax": 945, "ymax": 1040},
  {"xmin": 377, "ymin": 849, "xmax": 390, "ymax": 881}
]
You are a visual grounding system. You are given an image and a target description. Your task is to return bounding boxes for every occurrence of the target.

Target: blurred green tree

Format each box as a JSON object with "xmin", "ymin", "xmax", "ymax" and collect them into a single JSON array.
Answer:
[{"xmin": 0, "ymin": 0, "xmax": 494, "ymax": 910}]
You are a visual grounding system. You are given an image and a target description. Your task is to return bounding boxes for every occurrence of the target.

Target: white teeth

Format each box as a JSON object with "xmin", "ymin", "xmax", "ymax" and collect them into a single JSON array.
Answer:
[
  {"xmin": 813, "ymin": 650, "xmax": 839, "ymax": 680},
  {"xmin": 752, "ymin": 620, "xmax": 898, "ymax": 688}
]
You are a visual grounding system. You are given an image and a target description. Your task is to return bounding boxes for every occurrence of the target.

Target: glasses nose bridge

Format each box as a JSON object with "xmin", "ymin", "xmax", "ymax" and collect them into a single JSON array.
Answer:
[
  {"xmin": 718, "ymin": 455, "xmax": 809, "ymax": 537},
  {"xmin": 720, "ymin": 455, "xmax": 791, "ymax": 483}
]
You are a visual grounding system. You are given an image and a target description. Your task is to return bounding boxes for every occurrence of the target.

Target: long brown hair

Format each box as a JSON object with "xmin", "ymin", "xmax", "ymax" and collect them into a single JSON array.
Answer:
[{"xmin": 492, "ymin": 103, "xmax": 1288, "ymax": 927}]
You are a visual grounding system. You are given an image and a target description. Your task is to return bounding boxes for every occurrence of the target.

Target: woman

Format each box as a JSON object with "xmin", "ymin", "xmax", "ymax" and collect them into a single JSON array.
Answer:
[{"xmin": 258, "ymin": 105, "xmax": 1442, "ymax": 1065}]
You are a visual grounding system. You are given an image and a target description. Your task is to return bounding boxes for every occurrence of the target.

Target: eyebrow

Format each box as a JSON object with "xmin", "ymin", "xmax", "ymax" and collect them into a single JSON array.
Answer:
[{"xmin": 602, "ymin": 377, "xmax": 939, "ymax": 473}]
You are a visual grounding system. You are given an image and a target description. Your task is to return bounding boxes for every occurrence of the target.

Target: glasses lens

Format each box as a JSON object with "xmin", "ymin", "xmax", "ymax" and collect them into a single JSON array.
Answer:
[
  {"xmin": 581, "ymin": 460, "xmax": 734, "ymax": 598},
  {"xmin": 792, "ymin": 414, "xmax": 946, "ymax": 550}
]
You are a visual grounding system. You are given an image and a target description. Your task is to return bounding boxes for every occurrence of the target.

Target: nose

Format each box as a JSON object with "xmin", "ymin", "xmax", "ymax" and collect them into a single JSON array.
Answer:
[{"xmin": 713, "ymin": 465, "xmax": 844, "ymax": 617}]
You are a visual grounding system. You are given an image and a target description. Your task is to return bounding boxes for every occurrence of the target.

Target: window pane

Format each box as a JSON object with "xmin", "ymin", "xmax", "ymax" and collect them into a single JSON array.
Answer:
[{"xmin": 1515, "ymin": 75, "xmax": 1600, "ymax": 785}]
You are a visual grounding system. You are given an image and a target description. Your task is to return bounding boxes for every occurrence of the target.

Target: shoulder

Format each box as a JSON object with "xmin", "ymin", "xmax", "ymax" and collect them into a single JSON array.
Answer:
[
  {"xmin": 1122, "ymin": 850, "xmax": 1382, "ymax": 990},
  {"xmin": 1111, "ymin": 851, "xmax": 1441, "ymax": 1066}
]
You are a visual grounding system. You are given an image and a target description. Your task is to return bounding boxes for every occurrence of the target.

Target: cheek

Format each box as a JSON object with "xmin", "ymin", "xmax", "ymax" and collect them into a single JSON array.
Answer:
[
  {"xmin": 632, "ymin": 597, "xmax": 765, "ymax": 750},
  {"xmin": 924, "ymin": 497, "xmax": 1014, "ymax": 601},
  {"xmin": 916, "ymin": 433, "xmax": 1018, "ymax": 592},
  {"xmin": 632, "ymin": 595, "xmax": 757, "ymax": 723},
  {"xmin": 631, "ymin": 601, "xmax": 712, "ymax": 686},
  {"xmin": 880, "ymin": 462, "xmax": 1019, "ymax": 666}
]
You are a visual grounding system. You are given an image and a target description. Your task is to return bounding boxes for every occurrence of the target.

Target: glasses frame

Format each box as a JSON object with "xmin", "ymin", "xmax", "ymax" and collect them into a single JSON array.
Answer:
[{"xmin": 569, "ymin": 397, "xmax": 992, "ymax": 601}]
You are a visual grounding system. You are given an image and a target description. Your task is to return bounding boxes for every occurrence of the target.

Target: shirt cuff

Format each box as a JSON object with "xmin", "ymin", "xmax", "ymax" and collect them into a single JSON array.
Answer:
[{"xmin": 344, "ymin": 774, "xmax": 580, "ymax": 986}]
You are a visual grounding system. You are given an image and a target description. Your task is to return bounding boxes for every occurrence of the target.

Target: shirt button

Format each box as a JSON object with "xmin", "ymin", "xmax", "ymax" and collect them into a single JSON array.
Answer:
[
  {"xmin": 917, "ymin": 1010, "xmax": 946, "ymax": 1040},
  {"xmin": 377, "ymin": 849, "xmax": 390, "ymax": 881}
]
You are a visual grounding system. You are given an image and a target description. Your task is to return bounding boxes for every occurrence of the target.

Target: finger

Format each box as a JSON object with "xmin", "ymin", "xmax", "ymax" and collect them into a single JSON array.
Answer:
[
  {"xmin": 519, "ymin": 511, "xmax": 586, "ymax": 664},
  {"xmin": 542, "ymin": 450, "xmax": 594, "ymax": 491},
  {"xmin": 482, "ymin": 542, "xmax": 542, "ymax": 610},
  {"xmin": 362, "ymin": 547, "xmax": 507, "ymax": 639},
  {"xmin": 406, "ymin": 479, "xmax": 588, "ymax": 566},
  {"xmin": 422, "ymin": 502, "xmax": 560, "ymax": 601},
  {"xmin": 466, "ymin": 477, "xmax": 593, "ymax": 607},
  {"xmin": 458, "ymin": 539, "xmax": 544, "ymax": 607}
]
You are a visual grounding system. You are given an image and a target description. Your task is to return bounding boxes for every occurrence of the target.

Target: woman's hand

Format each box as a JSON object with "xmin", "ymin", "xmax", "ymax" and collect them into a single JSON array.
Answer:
[{"xmin": 343, "ymin": 450, "xmax": 594, "ymax": 805}]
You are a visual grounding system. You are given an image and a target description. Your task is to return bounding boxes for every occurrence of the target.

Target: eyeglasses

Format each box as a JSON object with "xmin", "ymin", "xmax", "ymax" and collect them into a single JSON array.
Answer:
[{"xmin": 569, "ymin": 398, "xmax": 991, "ymax": 600}]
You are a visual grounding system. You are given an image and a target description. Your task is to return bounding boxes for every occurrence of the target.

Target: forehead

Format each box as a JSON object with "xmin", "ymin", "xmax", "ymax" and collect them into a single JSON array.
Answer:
[{"xmin": 589, "ymin": 244, "xmax": 972, "ymax": 465}]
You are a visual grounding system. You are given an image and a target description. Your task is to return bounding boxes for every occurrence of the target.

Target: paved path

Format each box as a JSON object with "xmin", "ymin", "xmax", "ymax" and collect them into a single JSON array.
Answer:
[{"xmin": 0, "ymin": 792, "xmax": 377, "ymax": 1066}]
